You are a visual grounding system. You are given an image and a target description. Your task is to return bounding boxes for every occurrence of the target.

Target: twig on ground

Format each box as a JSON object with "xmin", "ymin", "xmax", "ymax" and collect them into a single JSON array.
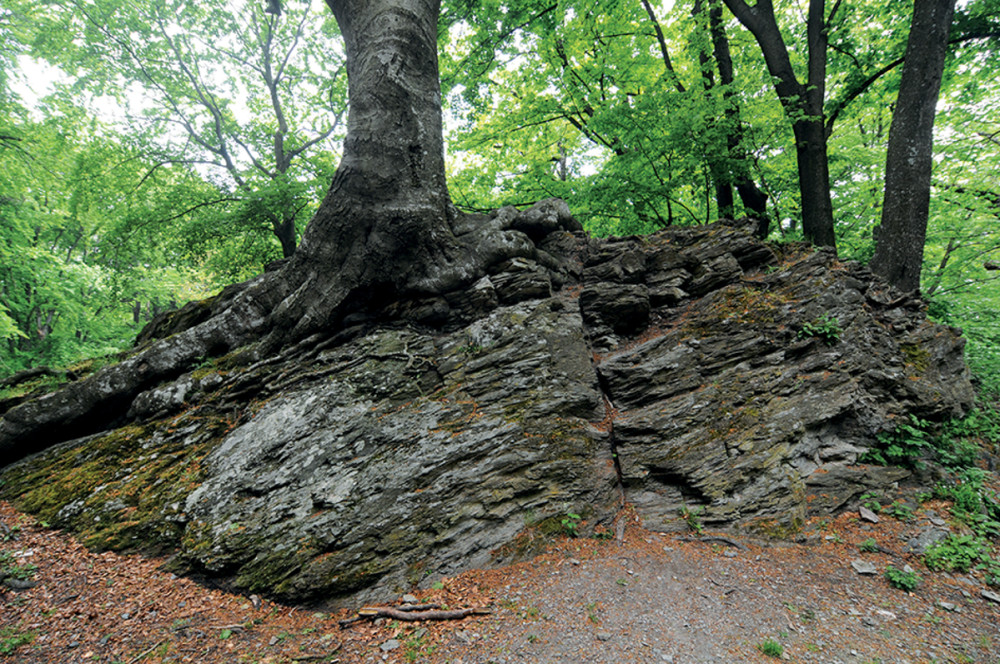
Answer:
[
  {"xmin": 126, "ymin": 639, "xmax": 169, "ymax": 664},
  {"xmin": 339, "ymin": 606, "xmax": 491, "ymax": 629}
]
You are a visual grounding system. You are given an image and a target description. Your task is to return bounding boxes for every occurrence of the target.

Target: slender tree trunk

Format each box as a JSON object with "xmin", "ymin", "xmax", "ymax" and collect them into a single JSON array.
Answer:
[
  {"xmin": 721, "ymin": 0, "xmax": 835, "ymax": 248},
  {"xmin": 793, "ymin": 117, "xmax": 837, "ymax": 247},
  {"xmin": 707, "ymin": 0, "xmax": 768, "ymax": 236},
  {"xmin": 870, "ymin": 0, "xmax": 957, "ymax": 292},
  {"xmin": 274, "ymin": 212, "xmax": 298, "ymax": 258},
  {"xmin": 692, "ymin": 0, "xmax": 735, "ymax": 219}
]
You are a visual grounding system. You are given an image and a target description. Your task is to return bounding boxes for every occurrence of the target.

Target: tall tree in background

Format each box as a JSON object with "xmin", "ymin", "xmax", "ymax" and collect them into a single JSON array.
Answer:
[
  {"xmin": 721, "ymin": 0, "xmax": 837, "ymax": 248},
  {"xmin": 869, "ymin": 0, "xmax": 958, "ymax": 292},
  {"xmin": 695, "ymin": 0, "xmax": 769, "ymax": 235}
]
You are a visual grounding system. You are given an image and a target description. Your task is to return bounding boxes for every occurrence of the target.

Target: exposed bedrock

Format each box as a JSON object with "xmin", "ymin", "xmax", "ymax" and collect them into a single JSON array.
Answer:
[{"xmin": 0, "ymin": 205, "xmax": 974, "ymax": 604}]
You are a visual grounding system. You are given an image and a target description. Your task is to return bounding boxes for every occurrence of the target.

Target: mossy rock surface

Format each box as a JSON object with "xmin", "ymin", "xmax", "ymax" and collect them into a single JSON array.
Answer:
[{"xmin": 0, "ymin": 217, "xmax": 975, "ymax": 605}]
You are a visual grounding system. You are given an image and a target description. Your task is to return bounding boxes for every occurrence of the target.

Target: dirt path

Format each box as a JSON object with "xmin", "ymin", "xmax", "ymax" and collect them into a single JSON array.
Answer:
[{"xmin": 2, "ymin": 500, "xmax": 999, "ymax": 663}]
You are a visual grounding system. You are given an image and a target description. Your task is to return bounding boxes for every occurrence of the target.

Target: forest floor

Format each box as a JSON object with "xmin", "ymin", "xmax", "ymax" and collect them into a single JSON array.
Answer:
[{"xmin": 3, "ymin": 499, "xmax": 1000, "ymax": 664}]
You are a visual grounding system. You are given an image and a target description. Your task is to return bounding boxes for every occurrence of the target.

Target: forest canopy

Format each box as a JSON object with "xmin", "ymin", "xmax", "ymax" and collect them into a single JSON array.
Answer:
[{"xmin": 1, "ymin": 0, "xmax": 998, "ymax": 393}]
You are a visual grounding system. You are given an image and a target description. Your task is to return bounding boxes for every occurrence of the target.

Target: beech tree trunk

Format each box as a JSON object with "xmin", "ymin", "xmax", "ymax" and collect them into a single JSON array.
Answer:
[
  {"xmin": 869, "ymin": 0, "xmax": 957, "ymax": 292},
  {"xmin": 260, "ymin": 0, "xmax": 525, "ymax": 347}
]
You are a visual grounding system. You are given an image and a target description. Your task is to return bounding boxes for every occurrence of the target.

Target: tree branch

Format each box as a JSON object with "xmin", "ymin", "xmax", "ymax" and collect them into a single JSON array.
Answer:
[{"xmin": 640, "ymin": 0, "xmax": 686, "ymax": 93}]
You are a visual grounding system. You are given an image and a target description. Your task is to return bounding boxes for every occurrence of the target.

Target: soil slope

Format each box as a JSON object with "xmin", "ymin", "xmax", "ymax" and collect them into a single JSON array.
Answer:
[{"xmin": 3, "ymin": 500, "xmax": 999, "ymax": 664}]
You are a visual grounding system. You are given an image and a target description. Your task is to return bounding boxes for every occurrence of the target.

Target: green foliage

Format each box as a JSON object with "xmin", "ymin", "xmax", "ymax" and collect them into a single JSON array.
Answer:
[
  {"xmin": 978, "ymin": 557, "xmax": 1000, "ymax": 587},
  {"xmin": 885, "ymin": 501, "xmax": 914, "ymax": 522},
  {"xmin": 859, "ymin": 538, "xmax": 879, "ymax": 553},
  {"xmin": 403, "ymin": 629, "xmax": 437, "ymax": 662},
  {"xmin": 0, "ymin": 550, "xmax": 37, "ymax": 580},
  {"xmin": 933, "ymin": 468, "xmax": 1000, "ymax": 539},
  {"xmin": 884, "ymin": 565, "xmax": 921, "ymax": 592},
  {"xmin": 861, "ymin": 415, "xmax": 933, "ymax": 470},
  {"xmin": 441, "ymin": 0, "xmax": 785, "ymax": 235},
  {"xmin": 797, "ymin": 314, "xmax": 841, "ymax": 345},
  {"xmin": 924, "ymin": 534, "xmax": 990, "ymax": 573},
  {"xmin": 679, "ymin": 505, "xmax": 704, "ymax": 534},
  {"xmin": 938, "ymin": 405, "xmax": 1000, "ymax": 468},
  {"xmin": 560, "ymin": 512, "xmax": 581, "ymax": 537},
  {"xmin": 757, "ymin": 639, "xmax": 784, "ymax": 658},
  {"xmin": 861, "ymin": 405, "xmax": 999, "ymax": 475},
  {"xmin": 859, "ymin": 492, "xmax": 883, "ymax": 513},
  {"xmin": 928, "ymin": 297, "xmax": 1000, "ymax": 401},
  {"xmin": 0, "ymin": 625, "xmax": 35, "ymax": 656},
  {"xmin": 0, "ymin": 126, "xmax": 215, "ymax": 374}
]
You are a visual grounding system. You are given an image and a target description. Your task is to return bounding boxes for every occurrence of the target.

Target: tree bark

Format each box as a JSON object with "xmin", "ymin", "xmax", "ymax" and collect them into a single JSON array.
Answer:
[
  {"xmin": 707, "ymin": 0, "xmax": 769, "ymax": 236},
  {"xmin": 869, "ymin": 0, "xmax": 957, "ymax": 293},
  {"xmin": 261, "ymin": 0, "xmax": 529, "ymax": 347},
  {"xmin": 721, "ymin": 0, "xmax": 835, "ymax": 248}
]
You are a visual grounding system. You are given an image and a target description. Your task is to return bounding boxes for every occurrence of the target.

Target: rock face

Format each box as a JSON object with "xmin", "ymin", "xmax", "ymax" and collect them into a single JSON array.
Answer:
[{"xmin": 0, "ymin": 207, "xmax": 975, "ymax": 606}]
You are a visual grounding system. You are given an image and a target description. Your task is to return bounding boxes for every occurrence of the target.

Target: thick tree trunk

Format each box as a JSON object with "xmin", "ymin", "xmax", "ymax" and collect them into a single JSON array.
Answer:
[
  {"xmin": 869, "ymin": 0, "xmax": 957, "ymax": 292},
  {"xmin": 261, "ymin": 0, "xmax": 502, "ymax": 346}
]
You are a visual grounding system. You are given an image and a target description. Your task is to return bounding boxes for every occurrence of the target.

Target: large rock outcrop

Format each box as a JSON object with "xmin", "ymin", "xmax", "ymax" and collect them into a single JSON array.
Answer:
[{"xmin": 0, "ymin": 206, "xmax": 974, "ymax": 605}]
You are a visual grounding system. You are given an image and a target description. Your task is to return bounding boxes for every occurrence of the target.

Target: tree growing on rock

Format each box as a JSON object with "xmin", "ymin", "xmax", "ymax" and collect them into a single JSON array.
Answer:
[{"xmin": 0, "ymin": 0, "xmax": 575, "ymax": 461}]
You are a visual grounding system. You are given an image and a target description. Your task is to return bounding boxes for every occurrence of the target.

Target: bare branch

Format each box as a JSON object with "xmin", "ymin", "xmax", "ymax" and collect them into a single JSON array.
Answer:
[{"xmin": 640, "ymin": 0, "xmax": 686, "ymax": 93}]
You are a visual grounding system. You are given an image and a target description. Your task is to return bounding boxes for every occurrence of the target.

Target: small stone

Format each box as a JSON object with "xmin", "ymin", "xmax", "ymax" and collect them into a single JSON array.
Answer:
[
  {"xmin": 401, "ymin": 594, "xmax": 418, "ymax": 604},
  {"xmin": 859, "ymin": 506, "xmax": 880, "ymax": 523},
  {"xmin": 982, "ymin": 590, "xmax": 1000, "ymax": 604},
  {"xmin": 928, "ymin": 514, "xmax": 947, "ymax": 526},
  {"xmin": 596, "ymin": 631, "xmax": 613, "ymax": 642},
  {"xmin": 903, "ymin": 527, "xmax": 950, "ymax": 555},
  {"xmin": 851, "ymin": 559, "xmax": 878, "ymax": 575},
  {"xmin": 937, "ymin": 601, "xmax": 957, "ymax": 612},
  {"xmin": 380, "ymin": 639, "xmax": 401, "ymax": 652}
]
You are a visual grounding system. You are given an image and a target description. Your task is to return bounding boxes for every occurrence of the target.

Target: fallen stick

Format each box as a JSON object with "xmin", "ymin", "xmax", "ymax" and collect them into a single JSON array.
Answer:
[
  {"xmin": 126, "ymin": 640, "xmax": 169, "ymax": 664},
  {"xmin": 392, "ymin": 603, "xmax": 440, "ymax": 612},
  {"xmin": 339, "ymin": 606, "xmax": 490, "ymax": 629}
]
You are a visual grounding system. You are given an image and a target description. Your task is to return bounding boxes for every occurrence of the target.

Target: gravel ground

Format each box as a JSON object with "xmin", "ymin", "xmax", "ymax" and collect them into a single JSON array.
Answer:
[{"xmin": 3, "ymin": 500, "xmax": 1000, "ymax": 664}]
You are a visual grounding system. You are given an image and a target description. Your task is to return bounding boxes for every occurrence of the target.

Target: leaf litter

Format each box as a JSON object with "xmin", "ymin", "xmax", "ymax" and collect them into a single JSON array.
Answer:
[{"xmin": 3, "ymin": 500, "xmax": 1000, "ymax": 663}]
